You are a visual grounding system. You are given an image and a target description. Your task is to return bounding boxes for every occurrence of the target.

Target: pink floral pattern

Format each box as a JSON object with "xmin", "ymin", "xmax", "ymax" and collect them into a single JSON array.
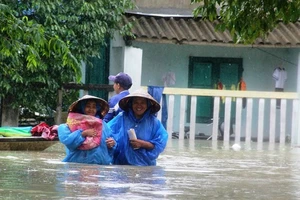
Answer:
[{"xmin": 66, "ymin": 112, "xmax": 103, "ymax": 150}]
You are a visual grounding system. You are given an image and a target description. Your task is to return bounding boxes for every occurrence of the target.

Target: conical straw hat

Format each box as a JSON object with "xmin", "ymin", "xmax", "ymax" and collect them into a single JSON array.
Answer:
[
  {"xmin": 68, "ymin": 95, "xmax": 109, "ymax": 118},
  {"xmin": 119, "ymin": 89, "xmax": 160, "ymax": 114}
]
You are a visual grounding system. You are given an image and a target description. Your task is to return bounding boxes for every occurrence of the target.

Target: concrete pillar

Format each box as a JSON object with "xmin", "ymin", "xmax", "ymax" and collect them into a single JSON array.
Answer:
[
  {"xmin": 109, "ymin": 32, "xmax": 143, "ymax": 93},
  {"xmin": 123, "ymin": 46, "xmax": 143, "ymax": 92},
  {"xmin": 295, "ymin": 52, "xmax": 300, "ymax": 146}
]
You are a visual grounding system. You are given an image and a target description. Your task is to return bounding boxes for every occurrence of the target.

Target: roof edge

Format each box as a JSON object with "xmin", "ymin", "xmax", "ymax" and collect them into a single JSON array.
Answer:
[{"xmin": 125, "ymin": 10, "xmax": 197, "ymax": 18}]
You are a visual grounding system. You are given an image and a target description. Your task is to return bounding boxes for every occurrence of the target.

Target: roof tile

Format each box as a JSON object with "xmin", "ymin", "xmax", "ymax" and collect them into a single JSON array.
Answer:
[{"xmin": 123, "ymin": 13, "xmax": 300, "ymax": 47}]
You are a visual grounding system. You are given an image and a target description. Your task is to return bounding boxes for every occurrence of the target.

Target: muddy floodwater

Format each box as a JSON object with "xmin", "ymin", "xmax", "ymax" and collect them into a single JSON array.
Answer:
[{"xmin": 1, "ymin": 139, "xmax": 300, "ymax": 200}]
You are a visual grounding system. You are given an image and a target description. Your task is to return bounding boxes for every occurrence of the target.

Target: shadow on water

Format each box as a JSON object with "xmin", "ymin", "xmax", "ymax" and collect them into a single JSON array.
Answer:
[{"xmin": 1, "ymin": 140, "xmax": 300, "ymax": 199}]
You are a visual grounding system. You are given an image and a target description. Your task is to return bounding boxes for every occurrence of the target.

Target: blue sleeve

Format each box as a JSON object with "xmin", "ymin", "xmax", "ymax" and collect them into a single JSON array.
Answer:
[
  {"xmin": 58, "ymin": 124, "xmax": 85, "ymax": 151},
  {"xmin": 103, "ymin": 96, "xmax": 119, "ymax": 122},
  {"xmin": 103, "ymin": 92, "xmax": 129, "ymax": 123},
  {"xmin": 103, "ymin": 114, "xmax": 113, "ymax": 123},
  {"xmin": 144, "ymin": 119, "xmax": 169, "ymax": 160},
  {"xmin": 107, "ymin": 113, "xmax": 124, "ymax": 160},
  {"xmin": 107, "ymin": 114, "xmax": 123, "ymax": 144},
  {"xmin": 102, "ymin": 121, "xmax": 117, "ymax": 158}
]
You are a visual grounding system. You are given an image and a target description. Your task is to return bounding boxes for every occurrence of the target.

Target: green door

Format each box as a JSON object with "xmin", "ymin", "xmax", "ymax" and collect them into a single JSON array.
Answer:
[
  {"xmin": 85, "ymin": 43, "xmax": 110, "ymax": 99},
  {"xmin": 219, "ymin": 63, "xmax": 240, "ymax": 119},
  {"xmin": 188, "ymin": 61, "xmax": 214, "ymax": 123},
  {"xmin": 188, "ymin": 57, "xmax": 243, "ymax": 123}
]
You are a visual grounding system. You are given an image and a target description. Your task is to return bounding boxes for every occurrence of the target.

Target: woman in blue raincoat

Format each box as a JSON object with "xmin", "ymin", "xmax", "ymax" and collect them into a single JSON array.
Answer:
[
  {"xmin": 108, "ymin": 89, "xmax": 168, "ymax": 166},
  {"xmin": 58, "ymin": 95, "xmax": 116, "ymax": 165}
]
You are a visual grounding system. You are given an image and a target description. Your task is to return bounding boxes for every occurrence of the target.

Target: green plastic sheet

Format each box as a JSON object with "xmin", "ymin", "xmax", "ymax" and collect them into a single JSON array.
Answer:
[{"xmin": 0, "ymin": 127, "xmax": 32, "ymax": 137}]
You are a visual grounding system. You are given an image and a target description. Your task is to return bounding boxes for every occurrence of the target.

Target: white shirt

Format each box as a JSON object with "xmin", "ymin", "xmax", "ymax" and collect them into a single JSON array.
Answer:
[{"xmin": 272, "ymin": 67, "xmax": 287, "ymax": 89}]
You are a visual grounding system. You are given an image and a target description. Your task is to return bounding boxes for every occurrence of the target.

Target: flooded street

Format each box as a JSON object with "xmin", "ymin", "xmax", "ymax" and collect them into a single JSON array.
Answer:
[{"xmin": 1, "ymin": 139, "xmax": 300, "ymax": 199}]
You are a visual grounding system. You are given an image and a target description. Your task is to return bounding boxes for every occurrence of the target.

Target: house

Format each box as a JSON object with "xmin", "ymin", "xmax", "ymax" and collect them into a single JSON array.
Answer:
[
  {"xmin": 91, "ymin": 0, "xmax": 300, "ymax": 144},
  {"xmin": 110, "ymin": 0, "xmax": 300, "ymax": 141}
]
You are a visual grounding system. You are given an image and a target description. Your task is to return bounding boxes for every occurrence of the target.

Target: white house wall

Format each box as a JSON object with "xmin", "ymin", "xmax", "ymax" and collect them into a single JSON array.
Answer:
[{"xmin": 133, "ymin": 42, "xmax": 298, "ymax": 91}]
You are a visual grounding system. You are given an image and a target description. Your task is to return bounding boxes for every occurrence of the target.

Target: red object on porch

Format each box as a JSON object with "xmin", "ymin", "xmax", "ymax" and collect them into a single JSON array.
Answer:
[
  {"xmin": 217, "ymin": 80, "xmax": 223, "ymax": 90},
  {"xmin": 238, "ymin": 78, "xmax": 246, "ymax": 91}
]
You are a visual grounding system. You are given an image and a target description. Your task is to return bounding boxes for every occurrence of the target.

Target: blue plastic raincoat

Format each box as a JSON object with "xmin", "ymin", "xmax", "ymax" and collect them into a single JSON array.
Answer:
[
  {"xmin": 58, "ymin": 122, "xmax": 114, "ymax": 165},
  {"xmin": 108, "ymin": 109, "xmax": 168, "ymax": 166},
  {"xmin": 103, "ymin": 90, "xmax": 130, "ymax": 123}
]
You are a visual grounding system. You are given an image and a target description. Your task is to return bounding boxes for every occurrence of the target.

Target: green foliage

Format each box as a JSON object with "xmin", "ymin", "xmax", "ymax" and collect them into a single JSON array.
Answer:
[
  {"xmin": 192, "ymin": 0, "xmax": 300, "ymax": 44},
  {"xmin": 0, "ymin": 0, "xmax": 134, "ymax": 118},
  {"xmin": 25, "ymin": 0, "xmax": 134, "ymax": 61}
]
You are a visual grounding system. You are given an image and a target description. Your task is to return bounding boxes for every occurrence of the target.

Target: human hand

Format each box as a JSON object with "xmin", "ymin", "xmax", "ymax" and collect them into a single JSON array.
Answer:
[
  {"xmin": 81, "ymin": 129, "xmax": 96, "ymax": 137},
  {"xmin": 130, "ymin": 139, "xmax": 154, "ymax": 150},
  {"xmin": 130, "ymin": 139, "xmax": 142, "ymax": 150},
  {"xmin": 106, "ymin": 137, "xmax": 115, "ymax": 149}
]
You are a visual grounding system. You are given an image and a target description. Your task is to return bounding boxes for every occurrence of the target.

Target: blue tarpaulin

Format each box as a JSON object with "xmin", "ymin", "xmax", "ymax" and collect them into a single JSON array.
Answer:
[{"xmin": 147, "ymin": 86, "xmax": 167, "ymax": 129}]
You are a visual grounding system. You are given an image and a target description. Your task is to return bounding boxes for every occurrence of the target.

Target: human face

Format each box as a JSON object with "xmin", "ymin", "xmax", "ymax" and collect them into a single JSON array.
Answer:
[
  {"xmin": 113, "ymin": 82, "xmax": 121, "ymax": 94},
  {"xmin": 84, "ymin": 100, "xmax": 97, "ymax": 116},
  {"xmin": 132, "ymin": 97, "xmax": 148, "ymax": 119}
]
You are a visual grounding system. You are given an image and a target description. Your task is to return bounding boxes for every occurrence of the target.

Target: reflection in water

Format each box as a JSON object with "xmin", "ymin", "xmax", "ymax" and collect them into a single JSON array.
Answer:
[
  {"xmin": 1, "ymin": 140, "xmax": 300, "ymax": 199},
  {"xmin": 55, "ymin": 164, "xmax": 167, "ymax": 199}
]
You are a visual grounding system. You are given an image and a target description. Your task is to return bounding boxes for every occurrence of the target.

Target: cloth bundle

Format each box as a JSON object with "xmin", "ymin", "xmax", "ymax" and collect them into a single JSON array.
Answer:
[
  {"xmin": 66, "ymin": 112, "xmax": 103, "ymax": 150},
  {"xmin": 31, "ymin": 122, "xmax": 58, "ymax": 140}
]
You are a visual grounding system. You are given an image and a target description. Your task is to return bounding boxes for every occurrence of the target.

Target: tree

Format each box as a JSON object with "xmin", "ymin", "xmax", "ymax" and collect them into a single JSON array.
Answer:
[
  {"xmin": 0, "ymin": 3, "xmax": 80, "ymax": 125},
  {"xmin": 192, "ymin": 0, "xmax": 300, "ymax": 44},
  {"xmin": 0, "ymin": 1, "xmax": 134, "ymax": 125}
]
